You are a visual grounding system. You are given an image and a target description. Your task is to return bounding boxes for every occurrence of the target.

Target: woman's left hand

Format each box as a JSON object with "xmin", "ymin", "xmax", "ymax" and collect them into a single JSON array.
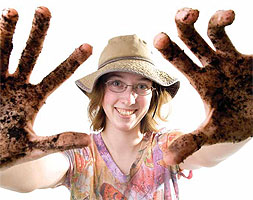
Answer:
[{"xmin": 154, "ymin": 8, "xmax": 252, "ymax": 164}]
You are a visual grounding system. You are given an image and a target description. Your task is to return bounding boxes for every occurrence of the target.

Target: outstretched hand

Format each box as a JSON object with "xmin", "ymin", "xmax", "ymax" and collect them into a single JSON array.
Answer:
[
  {"xmin": 154, "ymin": 8, "xmax": 252, "ymax": 164},
  {"xmin": 0, "ymin": 7, "xmax": 92, "ymax": 170}
]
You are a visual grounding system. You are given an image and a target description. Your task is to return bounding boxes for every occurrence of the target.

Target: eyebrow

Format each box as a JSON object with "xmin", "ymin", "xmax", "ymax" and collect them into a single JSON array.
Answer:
[{"xmin": 106, "ymin": 73, "xmax": 151, "ymax": 82}]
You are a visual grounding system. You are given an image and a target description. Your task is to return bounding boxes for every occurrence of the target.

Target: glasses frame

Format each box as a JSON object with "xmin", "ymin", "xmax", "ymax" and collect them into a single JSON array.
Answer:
[{"xmin": 105, "ymin": 80, "xmax": 156, "ymax": 96}]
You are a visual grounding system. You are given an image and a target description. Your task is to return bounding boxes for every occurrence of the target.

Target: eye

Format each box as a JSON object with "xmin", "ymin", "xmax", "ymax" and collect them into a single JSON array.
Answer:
[
  {"xmin": 110, "ymin": 80, "xmax": 123, "ymax": 87},
  {"xmin": 137, "ymin": 83, "xmax": 149, "ymax": 90}
]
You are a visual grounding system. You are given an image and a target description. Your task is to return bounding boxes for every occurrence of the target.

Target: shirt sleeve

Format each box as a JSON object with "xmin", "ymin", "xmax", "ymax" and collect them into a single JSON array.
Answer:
[
  {"xmin": 61, "ymin": 148, "xmax": 92, "ymax": 189},
  {"xmin": 156, "ymin": 129, "xmax": 193, "ymax": 180}
]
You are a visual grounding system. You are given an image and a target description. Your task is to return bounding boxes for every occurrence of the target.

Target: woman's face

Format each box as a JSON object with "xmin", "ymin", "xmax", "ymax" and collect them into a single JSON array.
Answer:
[{"xmin": 102, "ymin": 72, "xmax": 153, "ymax": 133}]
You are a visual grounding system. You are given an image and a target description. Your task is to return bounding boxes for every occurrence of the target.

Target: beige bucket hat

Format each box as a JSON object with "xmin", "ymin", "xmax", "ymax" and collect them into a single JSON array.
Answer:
[{"xmin": 76, "ymin": 34, "xmax": 180, "ymax": 98}]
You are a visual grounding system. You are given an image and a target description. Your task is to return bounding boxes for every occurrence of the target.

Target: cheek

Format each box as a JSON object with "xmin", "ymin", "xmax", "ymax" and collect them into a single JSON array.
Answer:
[
  {"xmin": 102, "ymin": 89, "xmax": 115, "ymax": 110},
  {"xmin": 139, "ymin": 95, "xmax": 152, "ymax": 112}
]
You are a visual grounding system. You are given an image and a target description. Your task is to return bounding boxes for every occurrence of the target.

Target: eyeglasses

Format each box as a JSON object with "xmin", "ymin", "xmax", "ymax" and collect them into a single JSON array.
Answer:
[{"xmin": 105, "ymin": 80, "xmax": 156, "ymax": 96}]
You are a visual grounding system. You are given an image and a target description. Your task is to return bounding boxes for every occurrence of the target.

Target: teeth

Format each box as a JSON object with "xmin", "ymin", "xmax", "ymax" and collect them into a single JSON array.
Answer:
[{"xmin": 116, "ymin": 108, "xmax": 135, "ymax": 116}]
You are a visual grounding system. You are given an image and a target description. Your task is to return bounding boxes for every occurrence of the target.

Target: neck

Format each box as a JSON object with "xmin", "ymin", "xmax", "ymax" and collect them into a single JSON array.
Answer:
[{"xmin": 102, "ymin": 126, "xmax": 143, "ymax": 154}]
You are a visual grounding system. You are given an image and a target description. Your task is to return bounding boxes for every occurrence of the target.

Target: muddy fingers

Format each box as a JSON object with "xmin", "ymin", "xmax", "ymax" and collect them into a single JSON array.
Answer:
[
  {"xmin": 153, "ymin": 32, "xmax": 202, "ymax": 88},
  {"xmin": 208, "ymin": 10, "xmax": 238, "ymax": 55},
  {"xmin": 0, "ymin": 8, "xmax": 18, "ymax": 79},
  {"xmin": 0, "ymin": 7, "xmax": 92, "ymax": 170},
  {"xmin": 175, "ymin": 8, "xmax": 216, "ymax": 66},
  {"xmin": 154, "ymin": 8, "xmax": 253, "ymax": 164},
  {"xmin": 38, "ymin": 43, "xmax": 92, "ymax": 98},
  {"xmin": 14, "ymin": 7, "xmax": 51, "ymax": 83}
]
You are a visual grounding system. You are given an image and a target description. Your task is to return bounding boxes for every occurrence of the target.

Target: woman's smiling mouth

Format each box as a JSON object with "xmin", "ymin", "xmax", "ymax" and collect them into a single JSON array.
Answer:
[{"xmin": 115, "ymin": 108, "xmax": 136, "ymax": 116}]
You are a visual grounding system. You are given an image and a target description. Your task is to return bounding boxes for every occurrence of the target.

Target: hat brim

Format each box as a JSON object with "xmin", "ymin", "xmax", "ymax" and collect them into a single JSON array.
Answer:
[{"xmin": 75, "ymin": 59, "xmax": 180, "ymax": 98}]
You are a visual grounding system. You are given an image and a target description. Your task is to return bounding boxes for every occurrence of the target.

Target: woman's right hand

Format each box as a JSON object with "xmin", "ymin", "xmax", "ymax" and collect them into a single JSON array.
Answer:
[{"xmin": 0, "ymin": 7, "xmax": 91, "ymax": 170}]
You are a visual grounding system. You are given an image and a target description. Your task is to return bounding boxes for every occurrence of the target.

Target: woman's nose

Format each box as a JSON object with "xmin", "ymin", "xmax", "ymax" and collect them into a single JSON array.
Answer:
[{"xmin": 120, "ymin": 87, "xmax": 137, "ymax": 105}]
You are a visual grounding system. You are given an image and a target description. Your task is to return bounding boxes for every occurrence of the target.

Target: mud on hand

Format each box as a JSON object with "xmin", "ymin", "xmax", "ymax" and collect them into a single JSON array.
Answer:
[
  {"xmin": 0, "ymin": 7, "xmax": 92, "ymax": 170},
  {"xmin": 154, "ymin": 8, "xmax": 253, "ymax": 165}
]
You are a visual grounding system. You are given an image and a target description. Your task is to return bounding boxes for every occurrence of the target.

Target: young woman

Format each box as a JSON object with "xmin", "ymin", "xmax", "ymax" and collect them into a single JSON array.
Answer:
[
  {"xmin": 0, "ymin": 7, "xmax": 251, "ymax": 200},
  {"xmin": 61, "ymin": 35, "xmax": 184, "ymax": 199}
]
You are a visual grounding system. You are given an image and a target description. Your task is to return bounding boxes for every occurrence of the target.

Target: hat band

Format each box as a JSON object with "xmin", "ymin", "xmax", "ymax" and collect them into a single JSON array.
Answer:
[{"xmin": 98, "ymin": 56, "xmax": 155, "ymax": 69}]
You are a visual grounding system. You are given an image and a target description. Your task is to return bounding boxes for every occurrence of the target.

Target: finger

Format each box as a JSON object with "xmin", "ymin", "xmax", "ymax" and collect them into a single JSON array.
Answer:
[
  {"xmin": 208, "ymin": 10, "xmax": 238, "ymax": 55},
  {"xmin": 175, "ymin": 8, "xmax": 216, "ymax": 67},
  {"xmin": 0, "ymin": 8, "xmax": 19, "ymax": 79},
  {"xmin": 154, "ymin": 32, "xmax": 202, "ymax": 83},
  {"xmin": 15, "ymin": 7, "xmax": 51, "ymax": 82},
  {"xmin": 38, "ymin": 43, "xmax": 92, "ymax": 98}
]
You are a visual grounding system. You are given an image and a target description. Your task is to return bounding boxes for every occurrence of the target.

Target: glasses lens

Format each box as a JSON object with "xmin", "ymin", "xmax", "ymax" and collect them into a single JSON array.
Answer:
[
  {"xmin": 135, "ymin": 83, "xmax": 152, "ymax": 95},
  {"xmin": 137, "ymin": 89, "xmax": 153, "ymax": 95},
  {"xmin": 106, "ymin": 80, "xmax": 155, "ymax": 95},
  {"xmin": 107, "ymin": 80, "xmax": 125, "ymax": 93}
]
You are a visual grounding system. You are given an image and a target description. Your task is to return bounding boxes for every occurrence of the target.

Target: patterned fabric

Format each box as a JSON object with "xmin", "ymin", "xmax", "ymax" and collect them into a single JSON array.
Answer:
[{"xmin": 62, "ymin": 131, "xmax": 186, "ymax": 200}]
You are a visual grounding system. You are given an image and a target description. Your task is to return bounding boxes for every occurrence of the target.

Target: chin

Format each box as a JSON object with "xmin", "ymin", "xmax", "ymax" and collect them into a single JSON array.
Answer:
[{"xmin": 115, "ymin": 124, "xmax": 139, "ymax": 132}]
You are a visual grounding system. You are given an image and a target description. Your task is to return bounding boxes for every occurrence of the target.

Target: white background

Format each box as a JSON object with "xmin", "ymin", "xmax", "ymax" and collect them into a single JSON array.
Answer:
[{"xmin": 1, "ymin": 0, "xmax": 252, "ymax": 199}]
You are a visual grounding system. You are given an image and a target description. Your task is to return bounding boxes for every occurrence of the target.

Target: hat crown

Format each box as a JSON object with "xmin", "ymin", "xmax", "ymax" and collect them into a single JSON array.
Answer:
[
  {"xmin": 98, "ymin": 34, "xmax": 153, "ymax": 68},
  {"xmin": 75, "ymin": 34, "xmax": 180, "ymax": 98}
]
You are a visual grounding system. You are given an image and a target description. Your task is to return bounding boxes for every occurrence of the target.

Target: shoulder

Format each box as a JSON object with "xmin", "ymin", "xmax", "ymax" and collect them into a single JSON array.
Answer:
[
  {"xmin": 63, "ymin": 133, "xmax": 97, "ymax": 164},
  {"xmin": 154, "ymin": 128, "xmax": 184, "ymax": 144},
  {"xmin": 142, "ymin": 129, "xmax": 184, "ymax": 149}
]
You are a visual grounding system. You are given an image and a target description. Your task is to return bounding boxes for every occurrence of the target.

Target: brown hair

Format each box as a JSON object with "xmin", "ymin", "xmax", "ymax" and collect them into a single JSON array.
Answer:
[{"xmin": 87, "ymin": 76, "xmax": 172, "ymax": 133}]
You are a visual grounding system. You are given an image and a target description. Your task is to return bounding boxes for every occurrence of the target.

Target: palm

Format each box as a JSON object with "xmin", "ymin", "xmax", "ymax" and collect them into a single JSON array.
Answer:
[
  {"xmin": 154, "ymin": 8, "xmax": 253, "ymax": 164},
  {"xmin": 0, "ymin": 7, "xmax": 91, "ymax": 169}
]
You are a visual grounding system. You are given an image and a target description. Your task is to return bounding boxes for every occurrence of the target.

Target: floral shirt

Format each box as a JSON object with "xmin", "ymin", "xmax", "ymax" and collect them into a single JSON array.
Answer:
[{"xmin": 62, "ymin": 130, "xmax": 188, "ymax": 200}]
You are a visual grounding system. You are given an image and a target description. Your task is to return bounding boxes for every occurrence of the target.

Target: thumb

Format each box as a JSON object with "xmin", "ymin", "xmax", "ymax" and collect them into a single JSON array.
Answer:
[
  {"xmin": 0, "ymin": 132, "xmax": 91, "ymax": 170},
  {"xmin": 165, "ymin": 132, "xmax": 208, "ymax": 165},
  {"xmin": 33, "ymin": 132, "xmax": 91, "ymax": 153}
]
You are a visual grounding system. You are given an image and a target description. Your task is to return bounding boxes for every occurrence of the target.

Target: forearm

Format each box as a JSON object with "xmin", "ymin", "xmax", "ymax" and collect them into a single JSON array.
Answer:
[
  {"xmin": 179, "ymin": 138, "xmax": 251, "ymax": 170},
  {"xmin": 0, "ymin": 153, "xmax": 69, "ymax": 193}
]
